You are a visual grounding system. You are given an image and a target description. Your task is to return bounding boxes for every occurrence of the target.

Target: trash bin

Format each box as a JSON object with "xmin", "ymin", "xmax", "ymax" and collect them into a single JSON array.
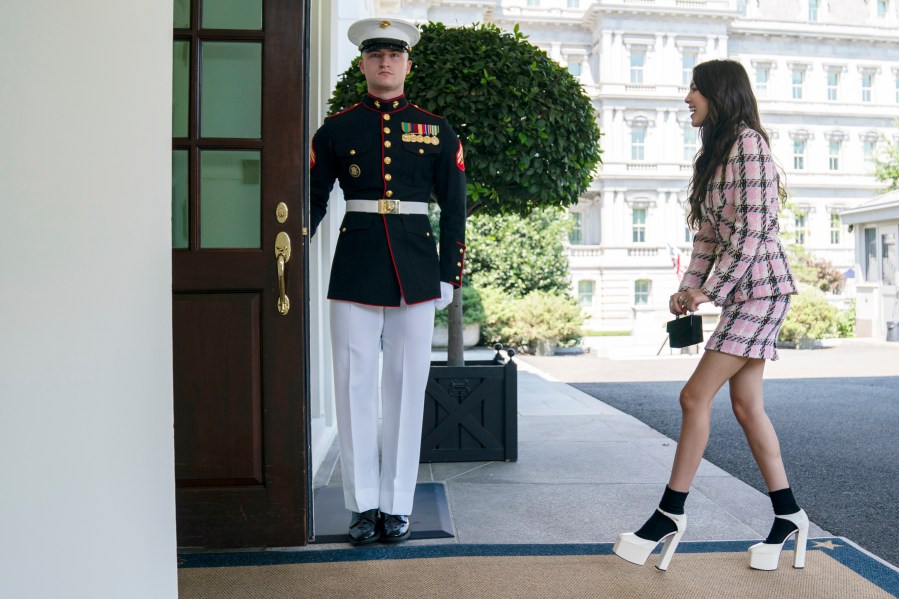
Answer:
[{"xmin": 887, "ymin": 321, "xmax": 899, "ymax": 342}]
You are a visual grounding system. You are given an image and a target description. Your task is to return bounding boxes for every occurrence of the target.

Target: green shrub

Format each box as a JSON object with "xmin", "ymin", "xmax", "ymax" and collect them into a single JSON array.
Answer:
[
  {"xmin": 516, "ymin": 291, "xmax": 584, "ymax": 349},
  {"xmin": 479, "ymin": 286, "xmax": 518, "ymax": 345},
  {"xmin": 836, "ymin": 300, "xmax": 856, "ymax": 338},
  {"xmin": 434, "ymin": 285, "xmax": 485, "ymax": 327},
  {"xmin": 480, "ymin": 286, "xmax": 584, "ymax": 352},
  {"xmin": 779, "ymin": 286, "xmax": 840, "ymax": 344}
]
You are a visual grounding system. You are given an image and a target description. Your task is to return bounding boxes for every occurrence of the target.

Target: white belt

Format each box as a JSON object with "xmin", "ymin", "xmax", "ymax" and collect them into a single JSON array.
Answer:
[{"xmin": 345, "ymin": 199, "xmax": 428, "ymax": 215}]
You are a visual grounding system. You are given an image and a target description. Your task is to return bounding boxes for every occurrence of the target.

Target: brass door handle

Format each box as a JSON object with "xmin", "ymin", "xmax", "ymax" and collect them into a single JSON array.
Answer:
[{"xmin": 275, "ymin": 231, "xmax": 291, "ymax": 315}]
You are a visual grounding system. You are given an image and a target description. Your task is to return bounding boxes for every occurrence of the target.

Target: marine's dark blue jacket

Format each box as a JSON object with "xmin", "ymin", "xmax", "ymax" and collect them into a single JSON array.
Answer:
[{"xmin": 310, "ymin": 93, "xmax": 467, "ymax": 306}]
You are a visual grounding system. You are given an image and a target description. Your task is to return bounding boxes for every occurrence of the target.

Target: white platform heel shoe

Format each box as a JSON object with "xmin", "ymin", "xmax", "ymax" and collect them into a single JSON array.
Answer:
[
  {"xmin": 613, "ymin": 509, "xmax": 687, "ymax": 571},
  {"xmin": 748, "ymin": 509, "xmax": 809, "ymax": 571}
]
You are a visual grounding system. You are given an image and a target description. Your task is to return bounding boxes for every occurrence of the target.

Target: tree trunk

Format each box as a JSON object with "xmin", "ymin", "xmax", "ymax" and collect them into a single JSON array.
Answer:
[{"xmin": 446, "ymin": 286, "xmax": 464, "ymax": 366}]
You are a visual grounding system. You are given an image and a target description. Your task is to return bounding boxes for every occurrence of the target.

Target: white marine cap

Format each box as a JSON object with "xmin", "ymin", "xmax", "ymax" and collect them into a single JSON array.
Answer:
[{"xmin": 347, "ymin": 18, "xmax": 420, "ymax": 53}]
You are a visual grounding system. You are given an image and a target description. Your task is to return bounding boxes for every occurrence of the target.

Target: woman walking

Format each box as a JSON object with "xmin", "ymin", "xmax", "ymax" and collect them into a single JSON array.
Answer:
[{"xmin": 613, "ymin": 59, "xmax": 803, "ymax": 572}]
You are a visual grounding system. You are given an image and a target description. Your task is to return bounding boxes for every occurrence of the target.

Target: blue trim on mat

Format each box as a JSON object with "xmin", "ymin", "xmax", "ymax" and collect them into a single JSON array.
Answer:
[
  {"xmin": 818, "ymin": 538, "xmax": 899, "ymax": 597},
  {"xmin": 178, "ymin": 537, "xmax": 899, "ymax": 596},
  {"xmin": 179, "ymin": 543, "xmax": 610, "ymax": 568}
]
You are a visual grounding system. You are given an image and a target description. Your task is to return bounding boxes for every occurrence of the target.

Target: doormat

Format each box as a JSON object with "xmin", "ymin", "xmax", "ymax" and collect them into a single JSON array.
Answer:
[
  {"xmin": 178, "ymin": 538, "xmax": 899, "ymax": 599},
  {"xmin": 310, "ymin": 482, "xmax": 454, "ymax": 544}
]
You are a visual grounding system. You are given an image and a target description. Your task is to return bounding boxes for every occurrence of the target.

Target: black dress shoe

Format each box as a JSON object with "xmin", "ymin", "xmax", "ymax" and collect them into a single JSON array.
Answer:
[
  {"xmin": 380, "ymin": 514, "xmax": 411, "ymax": 543},
  {"xmin": 348, "ymin": 509, "xmax": 381, "ymax": 546}
]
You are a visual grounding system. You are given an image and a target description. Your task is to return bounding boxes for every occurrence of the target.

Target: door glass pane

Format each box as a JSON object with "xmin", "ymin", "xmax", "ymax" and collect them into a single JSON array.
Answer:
[
  {"xmin": 172, "ymin": 150, "xmax": 189, "ymax": 249},
  {"xmin": 174, "ymin": 0, "xmax": 190, "ymax": 28},
  {"xmin": 883, "ymin": 232, "xmax": 897, "ymax": 286},
  {"xmin": 201, "ymin": 42, "xmax": 261, "ymax": 138},
  {"xmin": 172, "ymin": 41, "xmax": 190, "ymax": 137},
  {"xmin": 865, "ymin": 228, "xmax": 877, "ymax": 282},
  {"xmin": 200, "ymin": 150, "xmax": 261, "ymax": 248},
  {"xmin": 202, "ymin": 0, "xmax": 262, "ymax": 30}
]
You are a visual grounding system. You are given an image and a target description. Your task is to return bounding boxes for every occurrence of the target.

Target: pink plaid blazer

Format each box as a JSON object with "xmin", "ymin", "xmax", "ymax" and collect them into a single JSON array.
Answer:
[{"xmin": 679, "ymin": 127, "xmax": 797, "ymax": 307}]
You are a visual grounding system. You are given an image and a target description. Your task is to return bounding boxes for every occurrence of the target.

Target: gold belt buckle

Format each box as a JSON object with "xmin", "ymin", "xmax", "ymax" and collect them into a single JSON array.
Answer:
[{"xmin": 378, "ymin": 199, "xmax": 400, "ymax": 214}]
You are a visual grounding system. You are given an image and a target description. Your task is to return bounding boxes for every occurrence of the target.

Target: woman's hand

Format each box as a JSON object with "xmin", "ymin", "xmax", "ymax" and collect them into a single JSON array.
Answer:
[{"xmin": 669, "ymin": 289, "xmax": 709, "ymax": 315}]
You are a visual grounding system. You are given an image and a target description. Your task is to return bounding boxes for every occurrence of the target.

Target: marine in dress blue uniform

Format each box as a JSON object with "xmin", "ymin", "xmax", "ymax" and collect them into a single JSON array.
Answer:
[{"xmin": 309, "ymin": 18, "xmax": 466, "ymax": 545}]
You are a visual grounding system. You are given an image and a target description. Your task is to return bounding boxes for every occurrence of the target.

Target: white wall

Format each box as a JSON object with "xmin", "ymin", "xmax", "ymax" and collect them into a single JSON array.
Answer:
[{"xmin": 0, "ymin": 2, "xmax": 177, "ymax": 598}]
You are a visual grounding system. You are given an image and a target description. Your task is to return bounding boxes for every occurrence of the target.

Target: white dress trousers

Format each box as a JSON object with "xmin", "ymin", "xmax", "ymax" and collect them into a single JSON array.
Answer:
[{"xmin": 329, "ymin": 299, "xmax": 436, "ymax": 516}]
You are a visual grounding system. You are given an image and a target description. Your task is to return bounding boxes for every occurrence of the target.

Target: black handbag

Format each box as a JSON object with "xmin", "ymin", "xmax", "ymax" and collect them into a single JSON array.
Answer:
[{"xmin": 667, "ymin": 314, "xmax": 703, "ymax": 348}]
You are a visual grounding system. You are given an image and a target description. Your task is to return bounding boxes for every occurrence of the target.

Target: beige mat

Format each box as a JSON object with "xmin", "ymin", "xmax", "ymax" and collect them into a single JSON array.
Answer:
[{"xmin": 179, "ymin": 545, "xmax": 897, "ymax": 599}]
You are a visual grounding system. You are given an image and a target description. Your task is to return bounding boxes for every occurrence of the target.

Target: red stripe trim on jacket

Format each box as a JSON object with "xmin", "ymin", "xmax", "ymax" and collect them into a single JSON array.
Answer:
[{"xmin": 381, "ymin": 215, "xmax": 407, "ymax": 302}]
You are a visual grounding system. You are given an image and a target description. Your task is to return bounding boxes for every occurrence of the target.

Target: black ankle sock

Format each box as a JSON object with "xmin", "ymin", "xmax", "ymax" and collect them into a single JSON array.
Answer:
[
  {"xmin": 764, "ymin": 488, "xmax": 801, "ymax": 544},
  {"xmin": 765, "ymin": 518, "xmax": 800, "ymax": 544},
  {"xmin": 659, "ymin": 486, "xmax": 689, "ymax": 515},
  {"xmin": 769, "ymin": 488, "xmax": 800, "ymax": 515},
  {"xmin": 635, "ymin": 486, "xmax": 688, "ymax": 542}
]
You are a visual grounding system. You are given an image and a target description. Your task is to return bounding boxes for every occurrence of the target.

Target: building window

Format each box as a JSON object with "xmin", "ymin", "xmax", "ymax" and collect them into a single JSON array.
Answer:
[
  {"xmin": 795, "ymin": 212, "xmax": 808, "ymax": 245},
  {"xmin": 578, "ymin": 280, "xmax": 594, "ymax": 307},
  {"xmin": 527, "ymin": 0, "xmax": 540, "ymax": 6},
  {"xmin": 631, "ymin": 125, "xmax": 646, "ymax": 160},
  {"xmin": 684, "ymin": 224, "xmax": 692, "ymax": 243},
  {"xmin": 569, "ymin": 212, "xmax": 583, "ymax": 245},
  {"xmin": 630, "ymin": 48, "xmax": 645, "ymax": 83},
  {"xmin": 568, "ymin": 62, "xmax": 582, "ymax": 77},
  {"xmin": 862, "ymin": 73, "xmax": 873, "ymax": 102},
  {"xmin": 864, "ymin": 140, "xmax": 876, "ymax": 165},
  {"xmin": 792, "ymin": 69, "xmax": 804, "ymax": 99},
  {"xmin": 809, "ymin": 0, "xmax": 819, "ymax": 20},
  {"xmin": 883, "ymin": 232, "xmax": 897, "ymax": 286},
  {"xmin": 683, "ymin": 127, "xmax": 697, "ymax": 162},
  {"xmin": 682, "ymin": 51, "xmax": 697, "ymax": 86},
  {"xmin": 568, "ymin": 0, "xmax": 580, "ymax": 7},
  {"xmin": 634, "ymin": 279, "xmax": 651, "ymax": 305},
  {"xmin": 895, "ymin": 72, "xmax": 899, "ymax": 103},
  {"xmin": 830, "ymin": 213, "xmax": 841, "ymax": 245},
  {"xmin": 756, "ymin": 66, "xmax": 769, "ymax": 97},
  {"xmin": 865, "ymin": 228, "xmax": 878, "ymax": 281},
  {"xmin": 829, "ymin": 140, "xmax": 841, "ymax": 171},
  {"xmin": 878, "ymin": 0, "xmax": 888, "ymax": 17},
  {"xmin": 827, "ymin": 71, "xmax": 839, "ymax": 101},
  {"xmin": 632, "ymin": 207, "xmax": 646, "ymax": 243},
  {"xmin": 793, "ymin": 140, "xmax": 806, "ymax": 170}
]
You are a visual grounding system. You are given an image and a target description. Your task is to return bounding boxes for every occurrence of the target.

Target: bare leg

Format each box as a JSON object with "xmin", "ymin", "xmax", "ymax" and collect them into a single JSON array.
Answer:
[
  {"xmin": 729, "ymin": 358, "xmax": 789, "ymax": 492},
  {"xmin": 614, "ymin": 349, "xmax": 754, "ymax": 567},
  {"xmin": 668, "ymin": 350, "xmax": 751, "ymax": 492},
  {"xmin": 736, "ymin": 362, "xmax": 808, "ymax": 569}
]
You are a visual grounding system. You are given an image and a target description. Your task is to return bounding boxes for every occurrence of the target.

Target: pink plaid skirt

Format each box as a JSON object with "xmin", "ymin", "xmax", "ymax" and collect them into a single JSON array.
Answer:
[{"xmin": 706, "ymin": 296, "xmax": 791, "ymax": 360}]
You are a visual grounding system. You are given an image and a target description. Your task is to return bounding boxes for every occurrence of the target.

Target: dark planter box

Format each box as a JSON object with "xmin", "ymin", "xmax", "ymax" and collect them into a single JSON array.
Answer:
[{"xmin": 420, "ymin": 357, "xmax": 517, "ymax": 463}]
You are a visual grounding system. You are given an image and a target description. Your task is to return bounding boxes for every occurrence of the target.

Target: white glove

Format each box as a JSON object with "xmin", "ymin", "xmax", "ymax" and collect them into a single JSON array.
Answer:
[{"xmin": 435, "ymin": 282, "xmax": 454, "ymax": 310}]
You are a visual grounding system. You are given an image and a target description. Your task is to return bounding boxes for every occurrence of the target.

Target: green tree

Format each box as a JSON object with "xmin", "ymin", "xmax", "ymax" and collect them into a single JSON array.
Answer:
[
  {"xmin": 328, "ymin": 22, "xmax": 603, "ymax": 364},
  {"xmin": 467, "ymin": 207, "xmax": 572, "ymax": 298},
  {"xmin": 874, "ymin": 136, "xmax": 899, "ymax": 191}
]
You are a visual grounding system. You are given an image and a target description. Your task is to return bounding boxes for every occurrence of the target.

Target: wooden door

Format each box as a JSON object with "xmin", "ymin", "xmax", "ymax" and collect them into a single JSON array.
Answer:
[{"xmin": 171, "ymin": 0, "xmax": 310, "ymax": 548}]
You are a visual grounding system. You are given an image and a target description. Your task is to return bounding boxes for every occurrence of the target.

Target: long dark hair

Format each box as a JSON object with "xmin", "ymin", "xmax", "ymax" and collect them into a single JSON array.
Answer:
[{"xmin": 687, "ymin": 59, "xmax": 785, "ymax": 229}]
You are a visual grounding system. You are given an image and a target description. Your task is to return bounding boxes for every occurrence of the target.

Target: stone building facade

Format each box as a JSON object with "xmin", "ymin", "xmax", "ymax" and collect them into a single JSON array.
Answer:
[{"xmin": 376, "ymin": 0, "xmax": 899, "ymax": 332}]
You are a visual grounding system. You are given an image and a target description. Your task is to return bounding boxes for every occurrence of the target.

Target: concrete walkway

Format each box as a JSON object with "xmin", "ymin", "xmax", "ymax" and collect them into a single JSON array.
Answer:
[
  {"xmin": 306, "ymin": 337, "xmax": 899, "ymax": 550},
  {"xmin": 416, "ymin": 352, "xmax": 830, "ymax": 545}
]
